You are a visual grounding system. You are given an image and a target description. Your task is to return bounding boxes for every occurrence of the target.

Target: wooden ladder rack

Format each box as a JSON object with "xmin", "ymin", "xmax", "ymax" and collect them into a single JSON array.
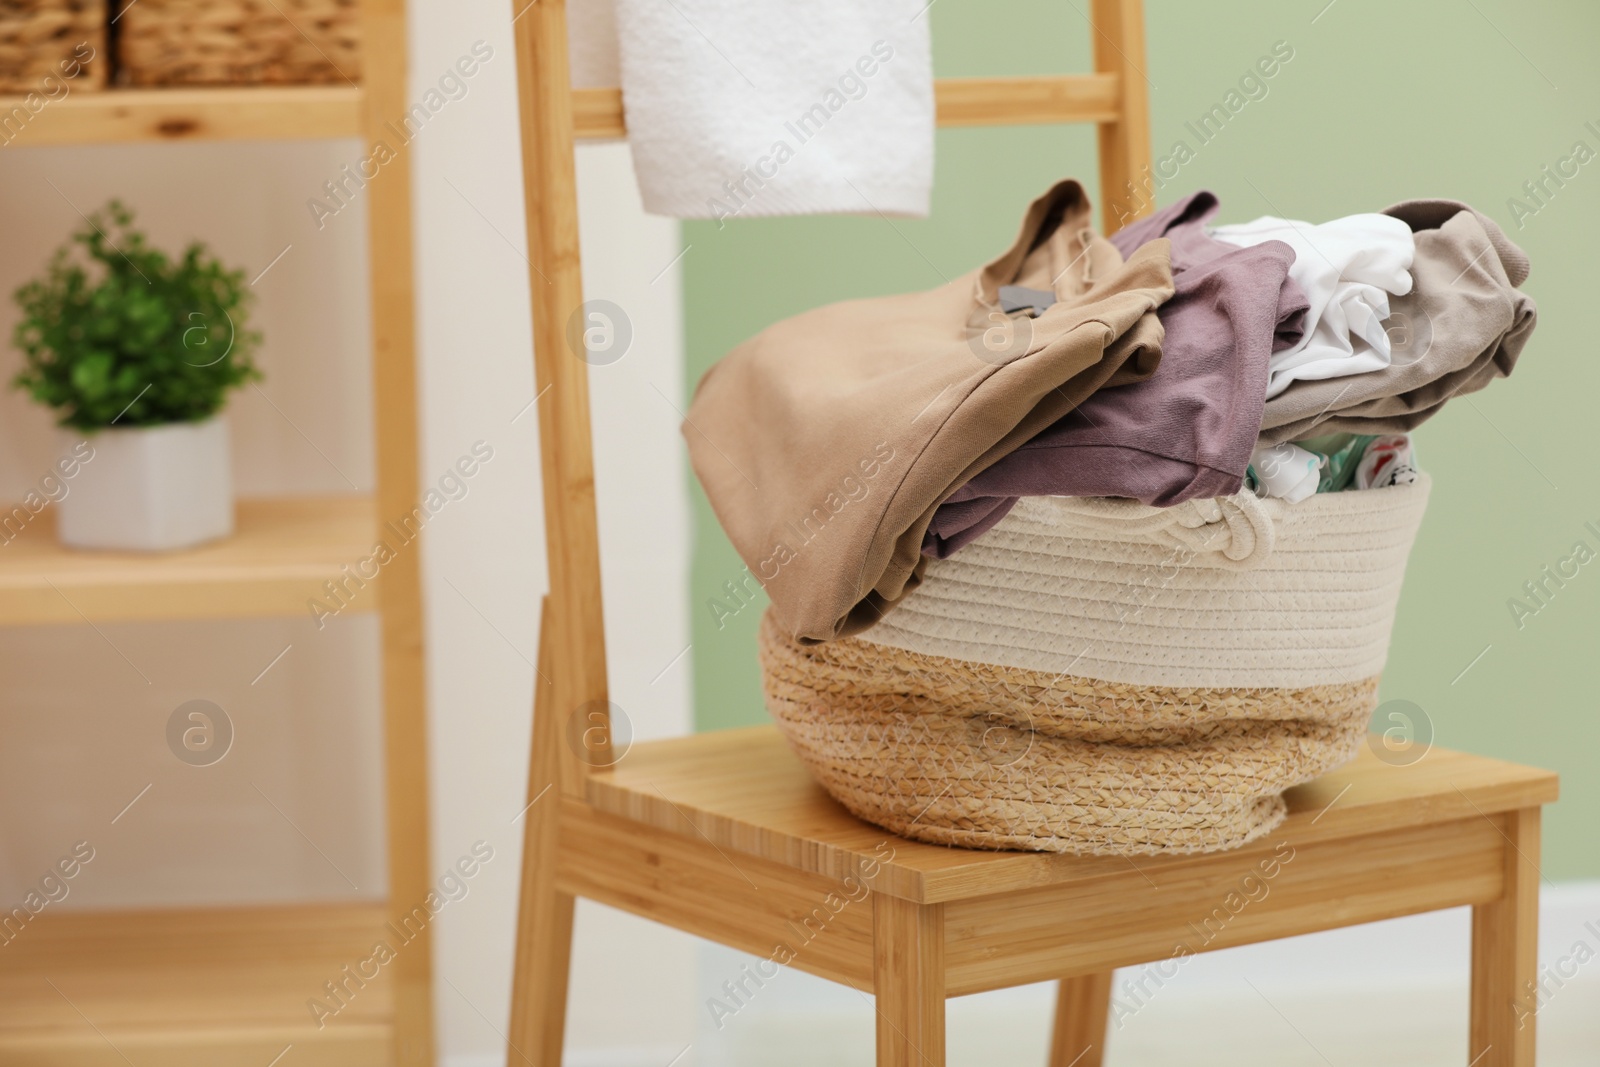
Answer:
[{"xmin": 505, "ymin": 5, "xmax": 1556, "ymax": 1067}]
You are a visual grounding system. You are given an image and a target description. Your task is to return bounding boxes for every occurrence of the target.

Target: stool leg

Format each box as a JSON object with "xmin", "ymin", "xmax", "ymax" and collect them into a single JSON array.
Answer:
[
  {"xmin": 506, "ymin": 877, "xmax": 574, "ymax": 1067},
  {"xmin": 1469, "ymin": 806, "xmax": 1540, "ymax": 1067},
  {"xmin": 506, "ymin": 599, "xmax": 577, "ymax": 1067},
  {"xmin": 874, "ymin": 894, "xmax": 946, "ymax": 1067},
  {"xmin": 1050, "ymin": 972, "xmax": 1113, "ymax": 1066}
]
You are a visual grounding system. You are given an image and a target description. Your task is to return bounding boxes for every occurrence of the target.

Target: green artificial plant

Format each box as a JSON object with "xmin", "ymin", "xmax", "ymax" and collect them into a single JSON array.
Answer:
[{"xmin": 12, "ymin": 201, "xmax": 262, "ymax": 430}]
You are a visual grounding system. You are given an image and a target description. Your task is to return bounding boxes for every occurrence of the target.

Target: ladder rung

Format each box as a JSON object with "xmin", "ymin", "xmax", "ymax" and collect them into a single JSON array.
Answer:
[
  {"xmin": 571, "ymin": 74, "xmax": 1122, "ymax": 141},
  {"xmin": 572, "ymin": 87, "xmax": 627, "ymax": 139},
  {"xmin": 936, "ymin": 73, "xmax": 1121, "ymax": 128}
]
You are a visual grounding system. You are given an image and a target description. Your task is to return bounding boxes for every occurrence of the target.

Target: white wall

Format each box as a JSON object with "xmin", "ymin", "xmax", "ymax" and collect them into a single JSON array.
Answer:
[{"xmin": 407, "ymin": 3, "xmax": 695, "ymax": 1062}]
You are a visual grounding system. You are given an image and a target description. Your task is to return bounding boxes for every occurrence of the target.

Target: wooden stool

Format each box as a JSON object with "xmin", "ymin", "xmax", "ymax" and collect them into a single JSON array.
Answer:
[
  {"xmin": 514, "ymin": 719, "xmax": 1554, "ymax": 1066},
  {"xmin": 503, "ymin": 1, "xmax": 1559, "ymax": 1064}
]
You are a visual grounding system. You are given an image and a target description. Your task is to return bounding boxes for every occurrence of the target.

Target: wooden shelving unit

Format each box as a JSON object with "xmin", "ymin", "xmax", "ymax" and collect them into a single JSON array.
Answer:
[
  {"xmin": 0, "ymin": 905, "xmax": 393, "ymax": 1067},
  {"xmin": 0, "ymin": 1, "xmax": 434, "ymax": 1064}
]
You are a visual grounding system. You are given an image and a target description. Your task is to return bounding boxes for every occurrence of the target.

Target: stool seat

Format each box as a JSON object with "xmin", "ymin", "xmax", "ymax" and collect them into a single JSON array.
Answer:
[
  {"xmin": 544, "ymin": 720, "xmax": 1555, "ymax": 1066},
  {"xmin": 584, "ymin": 724, "xmax": 1557, "ymax": 906}
]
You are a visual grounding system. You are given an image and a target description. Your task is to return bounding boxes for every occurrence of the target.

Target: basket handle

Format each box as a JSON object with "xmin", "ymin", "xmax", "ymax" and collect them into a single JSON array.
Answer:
[{"xmin": 1041, "ymin": 490, "xmax": 1278, "ymax": 567}]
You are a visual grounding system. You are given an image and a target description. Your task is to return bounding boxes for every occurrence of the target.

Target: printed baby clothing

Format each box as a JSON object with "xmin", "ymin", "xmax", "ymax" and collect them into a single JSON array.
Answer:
[
  {"xmin": 684, "ymin": 179, "xmax": 1174, "ymax": 643},
  {"xmin": 1257, "ymin": 199, "xmax": 1536, "ymax": 446},
  {"xmin": 1296, "ymin": 432, "xmax": 1377, "ymax": 493},
  {"xmin": 1355, "ymin": 435, "xmax": 1419, "ymax": 489},
  {"xmin": 923, "ymin": 191, "xmax": 1307, "ymax": 557},
  {"xmin": 1212, "ymin": 213, "xmax": 1414, "ymax": 399}
]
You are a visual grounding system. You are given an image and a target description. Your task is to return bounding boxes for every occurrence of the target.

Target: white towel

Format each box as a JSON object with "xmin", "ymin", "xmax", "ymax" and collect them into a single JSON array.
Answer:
[
  {"xmin": 608, "ymin": 0, "xmax": 934, "ymax": 221},
  {"xmin": 1213, "ymin": 214, "xmax": 1415, "ymax": 399}
]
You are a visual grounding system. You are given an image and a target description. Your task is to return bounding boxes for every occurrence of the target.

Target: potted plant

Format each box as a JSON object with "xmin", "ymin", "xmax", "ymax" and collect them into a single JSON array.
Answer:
[{"xmin": 12, "ymin": 201, "xmax": 262, "ymax": 551}]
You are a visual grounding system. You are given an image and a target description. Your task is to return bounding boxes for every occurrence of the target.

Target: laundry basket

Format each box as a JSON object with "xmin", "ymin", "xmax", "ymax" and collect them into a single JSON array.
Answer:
[{"xmin": 759, "ymin": 475, "xmax": 1431, "ymax": 856}]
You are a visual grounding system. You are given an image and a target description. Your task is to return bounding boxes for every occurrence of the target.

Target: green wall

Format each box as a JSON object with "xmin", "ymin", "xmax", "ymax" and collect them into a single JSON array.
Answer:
[{"xmin": 684, "ymin": 0, "xmax": 1600, "ymax": 879}]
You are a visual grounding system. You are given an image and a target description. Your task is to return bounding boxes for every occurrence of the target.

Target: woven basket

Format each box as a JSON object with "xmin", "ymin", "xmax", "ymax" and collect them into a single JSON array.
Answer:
[
  {"xmin": 760, "ymin": 476, "xmax": 1431, "ymax": 856},
  {"xmin": 0, "ymin": 1, "xmax": 105, "ymax": 93},
  {"xmin": 115, "ymin": 0, "xmax": 360, "ymax": 86}
]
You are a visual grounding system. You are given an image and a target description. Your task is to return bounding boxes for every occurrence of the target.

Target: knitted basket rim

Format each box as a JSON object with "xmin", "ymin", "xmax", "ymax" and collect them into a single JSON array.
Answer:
[{"xmin": 861, "ymin": 477, "xmax": 1431, "ymax": 688}]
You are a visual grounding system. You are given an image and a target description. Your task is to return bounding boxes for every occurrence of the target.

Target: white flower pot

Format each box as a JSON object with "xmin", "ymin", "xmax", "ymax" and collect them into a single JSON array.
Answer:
[{"xmin": 58, "ymin": 416, "xmax": 235, "ymax": 551}]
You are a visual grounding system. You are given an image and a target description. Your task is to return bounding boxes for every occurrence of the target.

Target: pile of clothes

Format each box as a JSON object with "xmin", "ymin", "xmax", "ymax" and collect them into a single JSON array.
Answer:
[{"xmin": 685, "ymin": 179, "xmax": 1536, "ymax": 645}]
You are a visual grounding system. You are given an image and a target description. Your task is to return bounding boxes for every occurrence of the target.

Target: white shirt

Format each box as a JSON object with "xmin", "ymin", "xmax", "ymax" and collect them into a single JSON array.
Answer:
[{"xmin": 1212, "ymin": 214, "xmax": 1415, "ymax": 399}]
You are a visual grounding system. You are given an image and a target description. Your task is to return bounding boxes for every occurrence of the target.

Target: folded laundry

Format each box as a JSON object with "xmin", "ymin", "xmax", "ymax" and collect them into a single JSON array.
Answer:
[
  {"xmin": 1257, "ymin": 199, "xmax": 1536, "ymax": 445},
  {"xmin": 684, "ymin": 180, "xmax": 1174, "ymax": 643},
  {"xmin": 923, "ymin": 191, "xmax": 1306, "ymax": 557},
  {"xmin": 1212, "ymin": 212, "xmax": 1414, "ymax": 399}
]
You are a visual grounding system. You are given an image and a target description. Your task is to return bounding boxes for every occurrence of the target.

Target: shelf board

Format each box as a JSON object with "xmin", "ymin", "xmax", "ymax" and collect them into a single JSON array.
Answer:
[
  {"xmin": 0, "ymin": 495, "xmax": 379, "ymax": 626},
  {"xmin": 0, "ymin": 902, "xmax": 392, "ymax": 1066},
  {"xmin": 0, "ymin": 85, "xmax": 364, "ymax": 147}
]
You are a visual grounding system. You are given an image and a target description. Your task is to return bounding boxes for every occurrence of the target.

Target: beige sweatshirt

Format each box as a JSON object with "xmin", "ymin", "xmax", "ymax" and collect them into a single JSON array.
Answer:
[
  {"xmin": 1256, "ymin": 199, "xmax": 1536, "ymax": 446},
  {"xmin": 685, "ymin": 179, "xmax": 1174, "ymax": 643}
]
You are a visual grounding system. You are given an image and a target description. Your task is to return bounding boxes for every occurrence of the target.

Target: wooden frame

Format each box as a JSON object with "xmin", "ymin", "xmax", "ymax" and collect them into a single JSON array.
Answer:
[
  {"xmin": 0, "ymin": 1, "xmax": 435, "ymax": 1063},
  {"xmin": 507, "ymin": 2, "xmax": 1556, "ymax": 1065},
  {"xmin": 362, "ymin": 2, "xmax": 436, "ymax": 1064}
]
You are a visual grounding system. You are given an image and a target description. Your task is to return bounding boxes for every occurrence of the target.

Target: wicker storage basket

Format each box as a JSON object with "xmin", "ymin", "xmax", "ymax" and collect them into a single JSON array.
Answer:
[
  {"xmin": 114, "ymin": 0, "xmax": 360, "ymax": 86},
  {"xmin": 0, "ymin": 1, "xmax": 105, "ymax": 93},
  {"xmin": 760, "ymin": 475, "xmax": 1432, "ymax": 856}
]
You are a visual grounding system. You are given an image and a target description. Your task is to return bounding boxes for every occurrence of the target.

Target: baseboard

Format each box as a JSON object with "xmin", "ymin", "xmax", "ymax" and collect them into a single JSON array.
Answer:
[{"xmin": 445, "ymin": 1049, "xmax": 687, "ymax": 1067}]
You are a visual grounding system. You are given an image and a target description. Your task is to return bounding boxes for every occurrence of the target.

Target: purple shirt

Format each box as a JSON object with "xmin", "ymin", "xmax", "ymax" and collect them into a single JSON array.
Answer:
[{"xmin": 925, "ymin": 191, "xmax": 1308, "ymax": 556}]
